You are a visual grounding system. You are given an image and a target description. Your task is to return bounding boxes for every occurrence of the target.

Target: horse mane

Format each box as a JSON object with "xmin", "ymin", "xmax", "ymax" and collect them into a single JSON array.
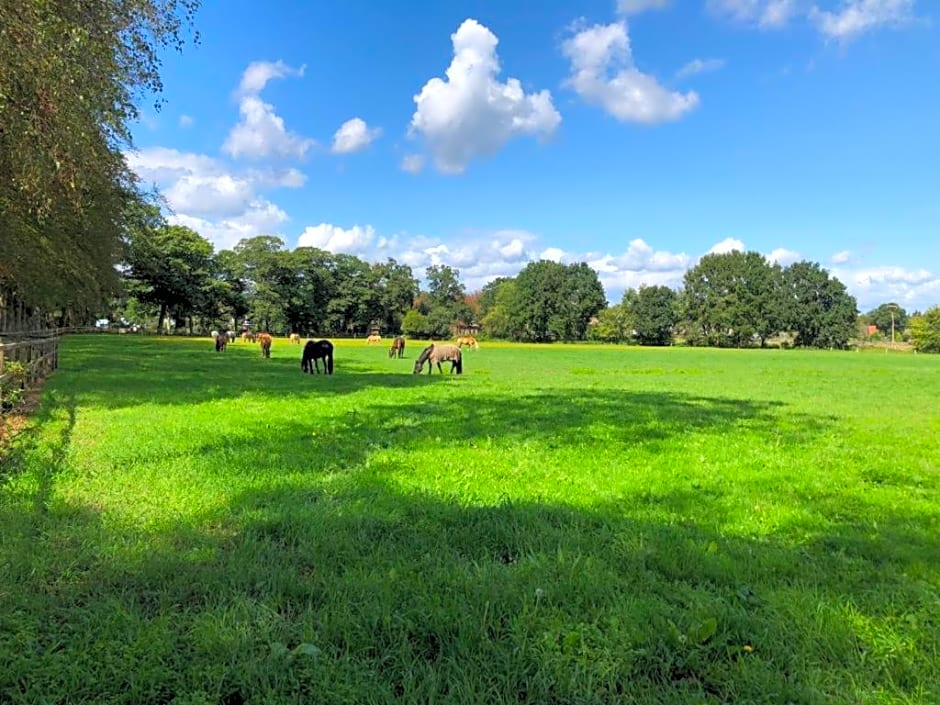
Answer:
[{"xmin": 416, "ymin": 344, "xmax": 434, "ymax": 364}]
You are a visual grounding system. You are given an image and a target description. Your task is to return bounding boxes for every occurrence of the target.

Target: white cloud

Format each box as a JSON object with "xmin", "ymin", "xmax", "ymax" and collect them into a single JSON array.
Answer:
[
  {"xmin": 616, "ymin": 0, "xmax": 670, "ymax": 14},
  {"xmin": 540, "ymin": 247, "xmax": 566, "ymax": 262},
  {"xmin": 298, "ymin": 224, "xmax": 377, "ymax": 255},
  {"xmin": 164, "ymin": 174, "xmax": 255, "ymax": 217},
  {"xmin": 169, "ymin": 201, "xmax": 290, "ymax": 251},
  {"xmin": 767, "ymin": 247, "xmax": 802, "ymax": 266},
  {"xmin": 223, "ymin": 61, "xmax": 315, "ymax": 160},
  {"xmin": 809, "ymin": 0, "xmax": 916, "ymax": 42},
  {"xmin": 331, "ymin": 118, "xmax": 381, "ymax": 154},
  {"xmin": 707, "ymin": 237, "xmax": 746, "ymax": 254},
  {"xmin": 400, "ymin": 154, "xmax": 425, "ymax": 174},
  {"xmin": 125, "ymin": 146, "xmax": 302, "ymax": 251},
  {"xmin": 831, "ymin": 249, "xmax": 852, "ymax": 264},
  {"xmin": 237, "ymin": 60, "xmax": 305, "ymax": 96},
  {"xmin": 562, "ymin": 21, "xmax": 699, "ymax": 124},
  {"xmin": 409, "ymin": 18, "xmax": 561, "ymax": 174},
  {"xmin": 675, "ymin": 58, "xmax": 727, "ymax": 79},
  {"xmin": 832, "ymin": 264, "xmax": 940, "ymax": 311},
  {"xmin": 707, "ymin": 0, "xmax": 799, "ymax": 28},
  {"xmin": 179, "ymin": 114, "xmax": 194, "ymax": 128}
]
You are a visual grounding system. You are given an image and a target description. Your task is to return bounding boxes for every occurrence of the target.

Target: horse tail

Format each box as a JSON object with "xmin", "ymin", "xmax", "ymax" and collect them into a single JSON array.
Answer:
[{"xmin": 327, "ymin": 352, "xmax": 334, "ymax": 375}]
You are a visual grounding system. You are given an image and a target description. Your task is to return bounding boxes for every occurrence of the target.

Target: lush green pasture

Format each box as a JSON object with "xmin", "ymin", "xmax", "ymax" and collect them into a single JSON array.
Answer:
[{"xmin": 1, "ymin": 335, "xmax": 938, "ymax": 705}]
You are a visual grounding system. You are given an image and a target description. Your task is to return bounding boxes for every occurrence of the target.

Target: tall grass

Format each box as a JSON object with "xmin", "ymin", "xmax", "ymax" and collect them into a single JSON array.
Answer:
[{"xmin": 1, "ymin": 335, "xmax": 938, "ymax": 704}]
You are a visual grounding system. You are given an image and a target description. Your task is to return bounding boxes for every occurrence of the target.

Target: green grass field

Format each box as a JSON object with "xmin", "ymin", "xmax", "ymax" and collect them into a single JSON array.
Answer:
[{"xmin": 2, "ymin": 335, "xmax": 939, "ymax": 704}]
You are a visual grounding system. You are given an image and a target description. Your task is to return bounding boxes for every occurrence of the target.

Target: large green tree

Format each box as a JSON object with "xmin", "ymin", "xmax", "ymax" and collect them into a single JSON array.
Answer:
[
  {"xmin": 0, "ymin": 0, "xmax": 199, "ymax": 316},
  {"xmin": 781, "ymin": 261, "xmax": 858, "ymax": 348},
  {"xmin": 630, "ymin": 285, "xmax": 679, "ymax": 346},
  {"xmin": 424, "ymin": 265, "xmax": 472, "ymax": 337},
  {"xmin": 124, "ymin": 224, "xmax": 214, "ymax": 332},
  {"xmin": 509, "ymin": 260, "xmax": 606, "ymax": 342},
  {"xmin": 681, "ymin": 251, "xmax": 784, "ymax": 347}
]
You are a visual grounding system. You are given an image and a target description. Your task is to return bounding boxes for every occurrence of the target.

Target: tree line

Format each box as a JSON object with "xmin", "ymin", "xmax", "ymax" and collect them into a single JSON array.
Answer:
[{"xmin": 116, "ymin": 219, "xmax": 886, "ymax": 351}]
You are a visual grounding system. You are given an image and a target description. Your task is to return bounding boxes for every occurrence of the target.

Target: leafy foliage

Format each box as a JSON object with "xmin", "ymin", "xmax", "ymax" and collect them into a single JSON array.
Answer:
[
  {"xmin": 0, "ymin": 0, "xmax": 200, "ymax": 314},
  {"xmin": 910, "ymin": 306, "xmax": 940, "ymax": 353},
  {"xmin": 508, "ymin": 260, "xmax": 606, "ymax": 342}
]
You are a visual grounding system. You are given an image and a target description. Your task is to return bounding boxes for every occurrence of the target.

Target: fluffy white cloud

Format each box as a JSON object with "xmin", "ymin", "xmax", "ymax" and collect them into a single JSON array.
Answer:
[
  {"xmin": 236, "ymin": 60, "xmax": 305, "ymax": 96},
  {"xmin": 767, "ymin": 247, "xmax": 802, "ymax": 266},
  {"xmin": 223, "ymin": 61, "xmax": 315, "ymax": 160},
  {"xmin": 616, "ymin": 0, "xmax": 670, "ymax": 14},
  {"xmin": 164, "ymin": 174, "xmax": 255, "ymax": 217},
  {"xmin": 562, "ymin": 21, "xmax": 699, "ymax": 124},
  {"xmin": 833, "ymin": 264, "xmax": 940, "ymax": 310},
  {"xmin": 409, "ymin": 18, "xmax": 561, "ymax": 174},
  {"xmin": 169, "ymin": 202, "xmax": 290, "ymax": 251},
  {"xmin": 707, "ymin": 0, "xmax": 798, "ymax": 28},
  {"xmin": 125, "ymin": 146, "xmax": 302, "ymax": 250},
  {"xmin": 179, "ymin": 114, "xmax": 194, "ymax": 128},
  {"xmin": 400, "ymin": 154, "xmax": 425, "ymax": 174},
  {"xmin": 707, "ymin": 237, "xmax": 746, "ymax": 254},
  {"xmin": 298, "ymin": 224, "xmax": 376, "ymax": 254},
  {"xmin": 331, "ymin": 118, "xmax": 381, "ymax": 154},
  {"xmin": 675, "ymin": 58, "xmax": 726, "ymax": 79},
  {"xmin": 809, "ymin": 0, "xmax": 916, "ymax": 41},
  {"xmin": 831, "ymin": 249, "xmax": 852, "ymax": 264}
]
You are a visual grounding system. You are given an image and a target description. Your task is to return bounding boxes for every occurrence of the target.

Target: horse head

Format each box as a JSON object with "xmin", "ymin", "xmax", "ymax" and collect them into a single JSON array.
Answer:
[{"xmin": 413, "ymin": 344, "xmax": 433, "ymax": 374}]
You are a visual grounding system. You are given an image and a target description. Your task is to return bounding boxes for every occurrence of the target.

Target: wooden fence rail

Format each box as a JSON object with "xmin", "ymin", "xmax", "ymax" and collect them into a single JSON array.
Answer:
[{"xmin": 0, "ymin": 327, "xmax": 98, "ymax": 410}]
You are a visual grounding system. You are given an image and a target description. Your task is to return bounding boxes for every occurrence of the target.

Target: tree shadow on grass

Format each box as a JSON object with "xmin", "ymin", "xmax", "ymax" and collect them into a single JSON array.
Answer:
[
  {"xmin": 97, "ymin": 387, "xmax": 832, "ymax": 477},
  {"xmin": 1, "ymin": 472, "xmax": 937, "ymax": 705}
]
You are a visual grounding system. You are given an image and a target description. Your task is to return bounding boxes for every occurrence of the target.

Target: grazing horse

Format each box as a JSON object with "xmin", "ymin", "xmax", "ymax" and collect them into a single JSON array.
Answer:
[
  {"xmin": 215, "ymin": 334, "xmax": 227, "ymax": 353},
  {"xmin": 456, "ymin": 335, "xmax": 479, "ymax": 349},
  {"xmin": 302, "ymin": 340, "xmax": 334, "ymax": 375},
  {"xmin": 211, "ymin": 330, "xmax": 220, "ymax": 341},
  {"xmin": 413, "ymin": 343, "xmax": 462, "ymax": 375},
  {"xmin": 366, "ymin": 333, "xmax": 382, "ymax": 344},
  {"xmin": 388, "ymin": 335, "xmax": 406, "ymax": 359},
  {"xmin": 258, "ymin": 332, "xmax": 272, "ymax": 358},
  {"xmin": 242, "ymin": 331, "xmax": 256, "ymax": 343},
  {"xmin": 226, "ymin": 330, "xmax": 236, "ymax": 343},
  {"xmin": 289, "ymin": 333, "xmax": 301, "ymax": 344}
]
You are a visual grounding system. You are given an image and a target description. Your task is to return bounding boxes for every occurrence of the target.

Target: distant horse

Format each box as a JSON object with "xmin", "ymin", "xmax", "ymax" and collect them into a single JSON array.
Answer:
[
  {"xmin": 242, "ymin": 331, "xmax": 256, "ymax": 343},
  {"xmin": 456, "ymin": 335, "xmax": 479, "ymax": 349},
  {"xmin": 289, "ymin": 333, "xmax": 301, "ymax": 344},
  {"xmin": 258, "ymin": 332, "xmax": 272, "ymax": 358},
  {"xmin": 388, "ymin": 335, "xmax": 406, "ymax": 359},
  {"xmin": 211, "ymin": 330, "xmax": 220, "ymax": 341},
  {"xmin": 302, "ymin": 340, "xmax": 334, "ymax": 375},
  {"xmin": 215, "ymin": 334, "xmax": 227, "ymax": 353},
  {"xmin": 226, "ymin": 330, "xmax": 236, "ymax": 343},
  {"xmin": 414, "ymin": 343, "xmax": 462, "ymax": 375},
  {"xmin": 366, "ymin": 333, "xmax": 382, "ymax": 344}
]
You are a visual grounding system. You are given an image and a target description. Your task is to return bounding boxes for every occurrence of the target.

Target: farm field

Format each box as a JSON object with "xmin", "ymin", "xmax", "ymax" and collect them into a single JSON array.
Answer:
[{"xmin": 1, "ymin": 335, "xmax": 939, "ymax": 705}]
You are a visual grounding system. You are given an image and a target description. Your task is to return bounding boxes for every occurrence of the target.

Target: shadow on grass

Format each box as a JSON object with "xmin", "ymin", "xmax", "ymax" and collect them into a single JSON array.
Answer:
[
  {"xmin": 1, "ymin": 473, "xmax": 937, "ymax": 705},
  {"xmin": 1, "ymin": 381, "xmax": 936, "ymax": 704}
]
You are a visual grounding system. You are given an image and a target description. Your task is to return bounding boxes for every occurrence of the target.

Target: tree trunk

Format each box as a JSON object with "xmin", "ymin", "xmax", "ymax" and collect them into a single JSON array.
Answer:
[{"xmin": 157, "ymin": 303, "xmax": 166, "ymax": 334}]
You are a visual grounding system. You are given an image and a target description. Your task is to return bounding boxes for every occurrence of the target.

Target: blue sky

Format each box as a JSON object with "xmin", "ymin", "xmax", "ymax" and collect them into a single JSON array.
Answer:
[{"xmin": 127, "ymin": 0, "xmax": 940, "ymax": 311}]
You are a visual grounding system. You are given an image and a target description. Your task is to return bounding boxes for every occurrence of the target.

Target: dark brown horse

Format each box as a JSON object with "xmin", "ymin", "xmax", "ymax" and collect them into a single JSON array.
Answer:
[
  {"xmin": 215, "ymin": 334, "xmax": 227, "ymax": 352},
  {"xmin": 302, "ymin": 340, "xmax": 334, "ymax": 374},
  {"xmin": 258, "ymin": 332, "xmax": 272, "ymax": 358},
  {"xmin": 413, "ymin": 343, "xmax": 462, "ymax": 375},
  {"xmin": 388, "ymin": 336, "xmax": 405, "ymax": 359}
]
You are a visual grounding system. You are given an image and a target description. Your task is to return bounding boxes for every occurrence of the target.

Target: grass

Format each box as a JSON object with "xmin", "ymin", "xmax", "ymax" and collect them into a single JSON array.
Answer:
[{"xmin": 1, "ymin": 334, "xmax": 938, "ymax": 705}]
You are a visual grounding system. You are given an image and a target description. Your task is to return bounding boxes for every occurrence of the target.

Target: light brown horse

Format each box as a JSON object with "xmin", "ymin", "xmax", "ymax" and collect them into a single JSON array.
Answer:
[
  {"xmin": 456, "ymin": 335, "xmax": 479, "ymax": 349},
  {"xmin": 413, "ymin": 343, "xmax": 462, "ymax": 375},
  {"xmin": 258, "ymin": 332, "xmax": 272, "ymax": 358},
  {"xmin": 242, "ymin": 331, "xmax": 256, "ymax": 343},
  {"xmin": 289, "ymin": 333, "xmax": 301, "ymax": 344},
  {"xmin": 388, "ymin": 335, "xmax": 405, "ymax": 359},
  {"xmin": 366, "ymin": 333, "xmax": 382, "ymax": 344}
]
